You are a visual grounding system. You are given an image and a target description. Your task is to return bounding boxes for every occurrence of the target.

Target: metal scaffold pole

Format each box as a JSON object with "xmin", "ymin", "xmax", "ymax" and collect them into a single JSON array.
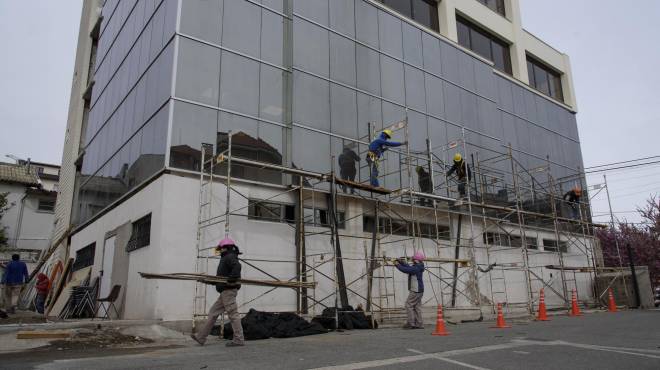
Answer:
[
  {"xmin": 461, "ymin": 128, "xmax": 481, "ymax": 309},
  {"xmin": 603, "ymin": 174, "xmax": 630, "ymax": 304},
  {"xmin": 507, "ymin": 144, "xmax": 534, "ymax": 314},
  {"xmin": 225, "ymin": 131, "xmax": 232, "ymax": 237}
]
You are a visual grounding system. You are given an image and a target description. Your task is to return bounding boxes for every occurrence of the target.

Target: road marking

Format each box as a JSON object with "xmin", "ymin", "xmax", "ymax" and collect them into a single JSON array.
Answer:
[
  {"xmin": 512, "ymin": 351, "xmax": 530, "ymax": 355},
  {"xmin": 309, "ymin": 353, "xmax": 435, "ymax": 370},
  {"xmin": 428, "ymin": 355, "xmax": 492, "ymax": 370},
  {"xmin": 406, "ymin": 349, "xmax": 491, "ymax": 370},
  {"xmin": 310, "ymin": 343, "xmax": 534, "ymax": 370},
  {"xmin": 406, "ymin": 349, "xmax": 424, "ymax": 354},
  {"xmin": 556, "ymin": 341, "xmax": 660, "ymax": 360}
]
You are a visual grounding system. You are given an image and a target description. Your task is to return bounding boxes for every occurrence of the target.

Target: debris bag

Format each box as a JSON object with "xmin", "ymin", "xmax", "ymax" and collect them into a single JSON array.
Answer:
[
  {"xmin": 222, "ymin": 309, "xmax": 327, "ymax": 341},
  {"xmin": 312, "ymin": 306, "xmax": 377, "ymax": 330}
]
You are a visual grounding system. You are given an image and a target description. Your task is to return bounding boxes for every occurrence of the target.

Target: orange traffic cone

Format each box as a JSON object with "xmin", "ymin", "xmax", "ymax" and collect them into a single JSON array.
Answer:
[
  {"xmin": 491, "ymin": 303, "xmax": 511, "ymax": 328},
  {"xmin": 569, "ymin": 289, "xmax": 582, "ymax": 316},
  {"xmin": 432, "ymin": 305, "xmax": 450, "ymax": 336},
  {"xmin": 607, "ymin": 288, "xmax": 617, "ymax": 312},
  {"xmin": 536, "ymin": 289, "xmax": 550, "ymax": 321}
]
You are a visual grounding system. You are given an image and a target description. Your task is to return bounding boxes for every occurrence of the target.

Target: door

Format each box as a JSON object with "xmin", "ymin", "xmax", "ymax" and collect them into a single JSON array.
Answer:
[{"xmin": 99, "ymin": 235, "xmax": 116, "ymax": 299}]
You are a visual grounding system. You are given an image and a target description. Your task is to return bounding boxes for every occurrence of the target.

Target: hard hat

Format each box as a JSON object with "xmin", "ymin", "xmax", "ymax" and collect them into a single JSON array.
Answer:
[
  {"xmin": 453, "ymin": 153, "xmax": 462, "ymax": 162},
  {"xmin": 382, "ymin": 129, "xmax": 393, "ymax": 138},
  {"xmin": 412, "ymin": 251, "xmax": 426, "ymax": 262},
  {"xmin": 217, "ymin": 237, "xmax": 236, "ymax": 249},
  {"xmin": 416, "ymin": 166, "xmax": 423, "ymax": 173}
]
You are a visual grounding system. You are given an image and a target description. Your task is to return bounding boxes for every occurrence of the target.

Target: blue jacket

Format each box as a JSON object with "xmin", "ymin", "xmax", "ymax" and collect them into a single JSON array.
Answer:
[
  {"xmin": 395, "ymin": 261, "xmax": 425, "ymax": 293},
  {"xmin": 2, "ymin": 260, "xmax": 29, "ymax": 286},
  {"xmin": 368, "ymin": 133, "xmax": 403, "ymax": 159}
]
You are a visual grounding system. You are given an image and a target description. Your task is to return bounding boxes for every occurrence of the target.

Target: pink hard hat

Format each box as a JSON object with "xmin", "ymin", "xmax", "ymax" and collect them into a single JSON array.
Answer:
[
  {"xmin": 217, "ymin": 238, "xmax": 236, "ymax": 249},
  {"xmin": 413, "ymin": 251, "xmax": 425, "ymax": 261}
]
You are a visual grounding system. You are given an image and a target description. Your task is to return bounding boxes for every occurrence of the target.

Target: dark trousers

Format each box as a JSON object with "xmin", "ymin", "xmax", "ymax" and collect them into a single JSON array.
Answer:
[
  {"xmin": 458, "ymin": 178, "xmax": 467, "ymax": 198},
  {"xmin": 340, "ymin": 170, "xmax": 356, "ymax": 193},
  {"xmin": 35, "ymin": 293, "xmax": 46, "ymax": 314},
  {"xmin": 367, "ymin": 156, "xmax": 379, "ymax": 187}
]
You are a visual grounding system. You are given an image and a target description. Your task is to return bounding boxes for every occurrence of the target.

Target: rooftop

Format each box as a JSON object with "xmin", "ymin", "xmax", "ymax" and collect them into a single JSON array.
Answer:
[{"xmin": 0, "ymin": 162, "xmax": 41, "ymax": 187}]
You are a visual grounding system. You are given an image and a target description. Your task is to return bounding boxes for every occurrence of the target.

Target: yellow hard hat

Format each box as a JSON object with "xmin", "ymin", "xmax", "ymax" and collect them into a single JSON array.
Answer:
[
  {"xmin": 453, "ymin": 153, "xmax": 462, "ymax": 162},
  {"xmin": 382, "ymin": 129, "xmax": 393, "ymax": 138}
]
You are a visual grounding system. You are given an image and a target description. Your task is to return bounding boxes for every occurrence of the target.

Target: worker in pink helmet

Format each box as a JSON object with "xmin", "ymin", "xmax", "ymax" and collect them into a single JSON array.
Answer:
[
  {"xmin": 191, "ymin": 237, "xmax": 245, "ymax": 347},
  {"xmin": 395, "ymin": 251, "xmax": 426, "ymax": 329}
]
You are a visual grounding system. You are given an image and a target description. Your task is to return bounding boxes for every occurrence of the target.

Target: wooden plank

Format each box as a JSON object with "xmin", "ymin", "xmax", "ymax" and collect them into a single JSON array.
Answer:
[
  {"xmin": 334, "ymin": 178, "xmax": 391, "ymax": 195},
  {"xmin": 544, "ymin": 265, "xmax": 622, "ymax": 272},
  {"xmin": 16, "ymin": 330, "xmax": 71, "ymax": 339},
  {"xmin": 139, "ymin": 272, "xmax": 317, "ymax": 289},
  {"xmin": 381, "ymin": 257, "xmax": 470, "ymax": 268}
]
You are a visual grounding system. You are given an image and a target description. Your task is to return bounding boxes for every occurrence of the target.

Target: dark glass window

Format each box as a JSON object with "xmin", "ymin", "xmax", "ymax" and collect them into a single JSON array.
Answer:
[
  {"xmin": 476, "ymin": 0, "xmax": 506, "ymax": 17},
  {"xmin": 527, "ymin": 56, "xmax": 564, "ymax": 102},
  {"xmin": 248, "ymin": 200, "xmax": 295, "ymax": 223},
  {"xmin": 456, "ymin": 16, "xmax": 512, "ymax": 75},
  {"xmin": 73, "ymin": 243, "xmax": 96, "ymax": 271},
  {"xmin": 543, "ymin": 239, "xmax": 568, "ymax": 253},
  {"xmin": 525, "ymin": 237, "xmax": 539, "ymax": 250},
  {"xmin": 304, "ymin": 208, "xmax": 346, "ymax": 229},
  {"xmin": 364, "ymin": 216, "xmax": 449, "ymax": 240},
  {"xmin": 38, "ymin": 199, "xmax": 56, "ymax": 212},
  {"xmin": 127, "ymin": 213, "xmax": 151, "ymax": 252},
  {"xmin": 380, "ymin": 0, "xmax": 439, "ymax": 31}
]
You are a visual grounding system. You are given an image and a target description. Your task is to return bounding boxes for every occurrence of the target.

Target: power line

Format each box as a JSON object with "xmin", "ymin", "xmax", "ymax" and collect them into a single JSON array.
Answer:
[
  {"xmin": 586, "ymin": 172, "xmax": 660, "ymax": 184},
  {"xmin": 585, "ymin": 155, "xmax": 660, "ymax": 169},
  {"xmin": 583, "ymin": 160, "xmax": 660, "ymax": 174}
]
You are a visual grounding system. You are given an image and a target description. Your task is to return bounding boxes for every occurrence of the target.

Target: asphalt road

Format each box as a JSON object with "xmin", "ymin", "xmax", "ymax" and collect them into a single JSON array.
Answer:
[{"xmin": 1, "ymin": 310, "xmax": 659, "ymax": 370}]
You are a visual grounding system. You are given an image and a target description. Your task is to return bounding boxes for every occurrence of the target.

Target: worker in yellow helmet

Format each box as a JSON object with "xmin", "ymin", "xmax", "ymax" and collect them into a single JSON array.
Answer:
[
  {"xmin": 563, "ymin": 186, "xmax": 582, "ymax": 220},
  {"xmin": 446, "ymin": 153, "xmax": 471, "ymax": 199},
  {"xmin": 366, "ymin": 129, "xmax": 407, "ymax": 187}
]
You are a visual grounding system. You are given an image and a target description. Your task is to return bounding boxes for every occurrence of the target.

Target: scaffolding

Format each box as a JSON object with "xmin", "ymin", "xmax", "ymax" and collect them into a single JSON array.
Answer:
[{"xmin": 190, "ymin": 117, "xmax": 615, "ymax": 326}]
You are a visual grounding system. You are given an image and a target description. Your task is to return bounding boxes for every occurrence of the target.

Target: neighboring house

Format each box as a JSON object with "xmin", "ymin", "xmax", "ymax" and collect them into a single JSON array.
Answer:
[{"xmin": 0, "ymin": 162, "xmax": 59, "ymax": 268}]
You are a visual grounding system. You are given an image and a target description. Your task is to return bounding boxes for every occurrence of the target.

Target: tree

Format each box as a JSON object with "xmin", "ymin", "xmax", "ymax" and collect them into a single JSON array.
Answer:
[
  {"xmin": 596, "ymin": 195, "xmax": 660, "ymax": 286},
  {"xmin": 0, "ymin": 192, "xmax": 12, "ymax": 247}
]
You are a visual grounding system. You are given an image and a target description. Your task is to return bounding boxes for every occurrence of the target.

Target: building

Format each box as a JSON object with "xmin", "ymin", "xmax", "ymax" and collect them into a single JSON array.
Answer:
[
  {"xmin": 54, "ymin": 0, "xmax": 597, "ymax": 322},
  {"xmin": 0, "ymin": 161, "xmax": 59, "ymax": 266}
]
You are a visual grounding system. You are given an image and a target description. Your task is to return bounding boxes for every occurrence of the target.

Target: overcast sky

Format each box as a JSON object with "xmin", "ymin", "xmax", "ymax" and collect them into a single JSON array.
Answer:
[{"xmin": 0, "ymin": 0, "xmax": 658, "ymax": 223}]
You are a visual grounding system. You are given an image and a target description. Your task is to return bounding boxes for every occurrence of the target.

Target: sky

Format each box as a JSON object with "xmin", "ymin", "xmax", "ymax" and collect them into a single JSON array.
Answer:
[
  {"xmin": 0, "ymin": 0, "xmax": 658, "ymax": 224},
  {"xmin": 520, "ymin": 0, "xmax": 660, "ymax": 224}
]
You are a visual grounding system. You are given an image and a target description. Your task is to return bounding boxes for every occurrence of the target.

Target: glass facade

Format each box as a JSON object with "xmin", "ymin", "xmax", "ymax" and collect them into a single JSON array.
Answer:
[
  {"xmin": 76, "ymin": 0, "xmax": 584, "ymax": 225},
  {"xmin": 76, "ymin": 0, "xmax": 176, "ymax": 224}
]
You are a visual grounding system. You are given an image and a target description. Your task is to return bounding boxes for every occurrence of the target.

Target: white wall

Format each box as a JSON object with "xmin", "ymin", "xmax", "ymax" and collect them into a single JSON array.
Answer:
[
  {"xmin": 68, "ymin": 173, "xmax": 596, "ymax": 320},
  {"xmin": 70, "ymin": 176, "xmax": 166, "ymax": 319},
  {"xmin": 0, "ymin": 183, "xmax": 55, "ymax": 257}
]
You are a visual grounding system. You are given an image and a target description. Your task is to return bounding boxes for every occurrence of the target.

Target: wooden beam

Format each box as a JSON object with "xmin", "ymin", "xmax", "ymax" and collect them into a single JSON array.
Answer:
[{"xmin": 16, "ymin": 330, "xmax": 71, "ymax": 339}]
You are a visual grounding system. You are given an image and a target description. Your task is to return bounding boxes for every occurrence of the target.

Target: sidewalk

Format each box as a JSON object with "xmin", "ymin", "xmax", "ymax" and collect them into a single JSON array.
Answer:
[{"xmin": 0, "ymin": 310, "xmax": 189, "ymax": 354}]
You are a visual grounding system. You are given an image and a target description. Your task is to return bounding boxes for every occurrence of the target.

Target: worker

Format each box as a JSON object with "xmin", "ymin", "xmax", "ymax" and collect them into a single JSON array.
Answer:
[
  {"xmin": 191, "ymin": 238, "xmax": 245, "ymax": 347},
  {"xmin": 446, "ymin": 153, "xmax": 471, "ymax": 199},
  {"xmin": 338, "ymin": 146, "xmax": 360, "ymax": 194},
  {"xmin": 366, "ymin": 129, "xmax": 407, "ymax": 187},
  {"xmin": 416, "ymin": 166, "xmax": 433, "ymax": 206},
  {"xmin": 35, "ymin": 273, "xmax": 50, "ymax": 314},
  {"xmin": 563, "ymin": 186, "xmax": 582, "ymax": 220},
  {"xmin": 394, "ymin": 251, "xmax": 425, "ymax": 329},
  {"xmin": 1, "ymin": 254, "xmax": 29, "ymax": 314}
]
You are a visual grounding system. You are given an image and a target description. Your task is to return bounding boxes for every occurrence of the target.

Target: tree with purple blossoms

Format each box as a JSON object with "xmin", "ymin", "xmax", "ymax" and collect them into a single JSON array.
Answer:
[{"xmin": 596, "ymin": 195, "xmax": 660, "ymax": 286}]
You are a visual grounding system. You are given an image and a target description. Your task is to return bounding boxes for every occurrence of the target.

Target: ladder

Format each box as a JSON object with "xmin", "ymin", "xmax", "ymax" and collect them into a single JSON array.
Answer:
[
  {"xmin": 489, "ymin": 265, "xmax": 509, "ymax": 313},
  {"xmin": 192, "ymin": 143, "xmax": 215, "ymax": 329}
]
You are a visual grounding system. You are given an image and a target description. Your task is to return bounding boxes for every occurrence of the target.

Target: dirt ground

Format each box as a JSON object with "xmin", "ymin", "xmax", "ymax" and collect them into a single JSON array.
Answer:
[
  {"xmin": 0, "ymin": 310, "xmax": 48, "ymax": 325},
  {"xmin": 44, "ymin": 327, "xmax": 154, "ymax": 351}
]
